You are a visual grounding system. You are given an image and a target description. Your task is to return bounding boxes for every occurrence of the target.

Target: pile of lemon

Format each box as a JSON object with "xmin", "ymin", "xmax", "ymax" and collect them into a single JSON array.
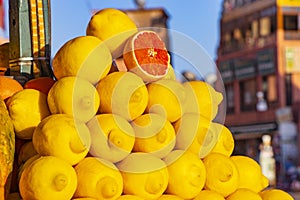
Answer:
[{"xmin": 6, "ymin": 8, "xmax": 294, "ymax": 200}]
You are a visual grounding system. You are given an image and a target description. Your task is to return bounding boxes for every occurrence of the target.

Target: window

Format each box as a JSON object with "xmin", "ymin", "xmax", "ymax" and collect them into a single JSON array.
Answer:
[
  {"xmin": 284, "ymin": 15, "xmax": 298, "ymax": 31},
  {"xmin": 260, "ymin": 17, "xmax": 271, "ymax": 36},
  {"xmin": 225, "ymin": 83, "xmax": 235, "ymax": 114},
  {"xmin": 262, "ymin": 75, "xmax": 277, "ymax": 107},
  {"xmin": 240, "ymin": 79, "xmax": 257, "ymax": 111}
]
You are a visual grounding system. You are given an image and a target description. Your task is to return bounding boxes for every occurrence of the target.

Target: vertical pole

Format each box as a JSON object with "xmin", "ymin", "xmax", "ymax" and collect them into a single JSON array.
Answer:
[{"xmin": 8, "ymin": 0, "xmax": 52, "ymax": 85}]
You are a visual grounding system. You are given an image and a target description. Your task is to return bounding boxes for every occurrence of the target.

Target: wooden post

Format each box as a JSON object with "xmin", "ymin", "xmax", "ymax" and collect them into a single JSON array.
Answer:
[{"xmin": 8, "ymin": 0, "xmax": 52, "ymax": 85}]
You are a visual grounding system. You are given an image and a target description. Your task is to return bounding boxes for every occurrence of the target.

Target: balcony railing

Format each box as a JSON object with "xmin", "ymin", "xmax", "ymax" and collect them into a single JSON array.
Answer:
[{"xmin": 220, "ymin": 34, "xmax": 276, "ymax": 55}]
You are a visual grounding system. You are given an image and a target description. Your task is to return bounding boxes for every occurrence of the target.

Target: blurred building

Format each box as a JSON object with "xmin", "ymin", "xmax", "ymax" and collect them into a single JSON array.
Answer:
[{"xmin": 216, "ymin": 0, "xmax": 300, "ymax": 188}]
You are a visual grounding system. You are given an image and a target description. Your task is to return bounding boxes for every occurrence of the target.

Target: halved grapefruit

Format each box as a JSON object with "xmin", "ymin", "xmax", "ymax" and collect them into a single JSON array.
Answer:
[{"xmin": 123, "ymin": 30, "xmax": 170, "ymax": 83}]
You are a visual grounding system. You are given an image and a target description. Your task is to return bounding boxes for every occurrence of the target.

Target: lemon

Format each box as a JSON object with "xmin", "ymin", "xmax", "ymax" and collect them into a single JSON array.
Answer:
[
  {"xmin": 87, "ymin": 114, "xmax": 135, "ymax": 163},
  {"xmin": 162, "ymin": 150, "xmax": 206, "ymax": 199},
  {"xmin": 146, "ymin": 79, "xmax": 186, "ymax": 123},
  {"xmin": 209, "ymin": 122, "xmax": 234, "ymax": 157},
  {"xmin": 194, "ymin": 190, "xmax": 225, "ymax": 200},
  {"xmin": 86, "ymin": 8, "xmax": 137, "ymax": 58},
  {"xmin": 17, "ymin": 141, "xmax": 38, "ymax": 166},
  {"xmin": 117, "ymin": 195, "xmax": 144, "ymax": 200},
  {"xmin": 203, "ymin": 153, "xmax": 239, "ymax": 197},
  {"xmin": 52, "ymin": 35, "xmax": 112, "ymax": 85},
  {"xmin": 173, "ymin": 113, "xmax": 219, "ymax": 158},
  {"xmin": 116, "ymin": 152, "xmax": 169, "ymax": 200},
  {"xmin": 231, "ymin": 155, "xmax": 269, "ymax": 193},
  {"xmin": 32, "ymin": 114, "xmax": 91, "ymax": 165},
  {"xmin": 162, "ymin": 64, "xmax": 177, "ymax": 81},
  {"xmin": 74, "ymin": 157, "xmax": 123, "ymax": 200},
  {"xmin": 17, "ymin": 154, "xmax": 41, "ymax": 185},
  {"xmin": 131, "ymin": 113, "xmax": 176, "ymax": 158},
  {"xmin": 259, "ymin": 189, "xmax": 294, "ymax": 200},
  {"xmin": 19, "ymin": 156, "xmax": 77, "ymax": 200},
  {"xmin": 183, "ymin": 80, "xmax": 223, "ymax": 121},
  {"xmin": 157, "ymin": 194, "xmax": 184, "ymax": 199},
  {"xmin": 72, "ymin": 198, "xmax": 97, "ymax": 200},
  {"xmin": 6, "ymin": 89, "xmax": 50, "ymax": 139},
  {"xmin": 47, "ymin": 76, "xmax": 100, "ymax": 123},
  {"xmin": 97, "ymin": 71, "xmax": 148, "ymax": 121},
  {"xmin": 227, "ymin": 188, "xmax": 262, "ymax": 200}
]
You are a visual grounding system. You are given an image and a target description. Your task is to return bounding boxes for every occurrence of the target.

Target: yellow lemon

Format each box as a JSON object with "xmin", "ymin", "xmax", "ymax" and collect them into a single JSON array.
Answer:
[
  {"xmin": 47, "ymin": 76, "xmax": 100, "ymax": 123},
  {"xmin": 17, "ymin": 154, "xmax": 41, "ymax": 185},
  {"xmin": 97, "ymin": 71, "xmax": 148, "ymax": 121},
  {"xmin": 116, "ymin": 152, "xmax": 169, "ymax": 200},
  {"xmin": 19, "ymin": 156, "xmax": 77, "ymax": 200},
  {"xmin": 86, "ymin": 8, "xmax": 137, "ymax": 58},
  {"xmin": 72, "ymin": 198, "xmax": 97, "ymax": 200},
  {"xmin": 117, "ymin": 195, "xmax": 144, "ymax": 200},
  {"xmin": 163, "ymin": 150, "xmax": 206, "ymax": 199},
  {"xmin": 17, "ymin": 141, "xmax": 38, "ymax": 166},
  {"xmin": 157, "ymin": 194, "xmax": 184, "ymax": 199},
  {"xmin": 227, "ymin": 188, "xmax": 262, "ymax": 200},
  {"xmin": 259, "ymin": 189, "xmax": 294, "ymax": 200},
  {"xmin": 162, "ymin": 64, "xmax": 177, "ymax": 81},
  {"xmin": 183, "ymin": 80, "xmax": 223, "ymax": 121},
  {"xmin": 74, "ymin": 157, "xmax": 123, "ymax": 200},
  {"xmin": 230, "ymin": 155, "xmax": 269, "ymax": 193},
  {"xmin": 131, "ymin": 113, "xmax": 176, "ymax": 158},
  {"xmin": 203, "ymin": 153, "xmax": 239, "ymax": 197},
  {"xmin": 194, "ymin": 190, "xmax": 225, "ymax": 200},
  {"xmin": 146, "ymin": 79, "xmax": 186, "ymax": 123},
  {"xmin": 52, "ymin": 35, "xmax": 112, "ymax": 85},
  {"xmin": 6, "ymin": 89, "xmax": 50, "ymax": 139},
  {"xmin": 173, "ymin": 113, "xmax": 219, "ymax": 158},
  {"xmin": 209, "ymin": 122, "xmax": 234, "ymax": 157},
  {"xmin": 87, "ymin": 114, "xmax": 135, "ymax": 163},
  {"xmin": 32, "ymin": 114, "xmax": 91, "ymax": 165}
]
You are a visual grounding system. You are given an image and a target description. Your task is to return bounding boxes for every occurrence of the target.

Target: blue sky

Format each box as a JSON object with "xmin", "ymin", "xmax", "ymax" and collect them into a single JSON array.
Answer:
[{"xmin": 2, "ymin": 1, "xmax": 223, "ymax": 79}]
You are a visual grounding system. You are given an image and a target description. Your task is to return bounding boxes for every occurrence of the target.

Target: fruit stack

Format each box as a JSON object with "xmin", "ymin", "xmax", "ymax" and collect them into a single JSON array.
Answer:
[{"xmin": 0, "ymin": 8, "xmax": 295, "ymax": 200}]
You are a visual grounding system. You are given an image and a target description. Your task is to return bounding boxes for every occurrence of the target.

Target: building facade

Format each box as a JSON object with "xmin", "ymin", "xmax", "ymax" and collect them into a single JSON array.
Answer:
[{"xmin": 216, "ymin": 0, "xmax": 300, "ymax": 188}]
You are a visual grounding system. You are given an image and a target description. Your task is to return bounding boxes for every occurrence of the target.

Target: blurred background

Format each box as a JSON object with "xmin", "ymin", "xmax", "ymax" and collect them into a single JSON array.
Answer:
[{"xmin": 0, "ymin": 0, "xmax": 300, "ymax": 197}]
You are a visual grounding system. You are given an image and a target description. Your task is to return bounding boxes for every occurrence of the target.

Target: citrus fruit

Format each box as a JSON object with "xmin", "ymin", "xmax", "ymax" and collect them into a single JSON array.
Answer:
[
  {"xmin": 52, "ymin": 35, "xmax": 112, "ymax": 85},
  {"xmin": 73, "ymin": 157, "xmax": 123, "ymax": 200},
  {"xmin": 97, "ymin": 71, "xmax": 148, "ymax": 121},
  {"xmin": 230, "ymin": 155, "xmax": 269, "ymax": 193},
  {"xmin": 259, "ymin": 189, "xmax": 294, "ymax": 200},
  {"xmin": 173, "ymin": 113, "xmax": 219, "ymax": 158},
  {"xmin": 116, "ymin": 152, "xmax": 169, "ymax": 200},
  {"xmin": 227, "ymin": 188, "xmax": 262, "ymax": 200},
  {"xmin": 117, "ymin": 195, "xmax": 144, "ymax": 200},
  {"xmin": 17, "ymin": 154, "xmax": 41, "ymax": 185},
  {"xmin": 183, "ymin": 80, "xmax": 223, "ymax": 121},
  {"xmin": 19, "ymin": 156, "xmax": 77, "ymax": 200},
  {"xmin": 23, "ymin": 77, "xmax": 56, "ymax": 94},
  {"xmin": 72, "ymin": 198, "xmax": 97, "ymax": 200},
  {"xmin": 17, "ymin": 141, "xmax": 38, "ymax": 166},
  {"xmin": 6, "ymin": 89, "xmax": 50, "ymax": 139},
  {"xmin": 87, "ymin": 114, "xmax": 135, "ymax": 163},
  {"xmin": 32, "ymin": 114, "xmax": 91, "ymax": 165},
  {"xmin": 0, "ymin": 76, "xmax": 23, "ymax": 101},
  {"xmin": 194, "ymin": 190, "xmax": 225, "ymax": 200},
  {"xmin": 86, "ymin": 8, "xmax": 137, "ymax": 58},
  {"xmin": 47, "ymin": 76, "xmax": 100, "ymax": 123},
  {"xmin": 131, "ymin": 113, "xmax": 176, "ymax": 158},
  {"xmin": 203, "ymin": 153, "xmax": 239, "ymax": 197},
  {"xmin": 209, "ymin": 122, "xmax": 234, "ymax": 157},
  {"xmin": 157, "ymin": 194, "xmax": 184, "ymax": 200},
  {"xmin": 162, "ymin": 150, "xmax": 206, "ymax": 199},
  {"xmin": 162, "ymin": 64, "xmax": 177, "ymax": 81},
  {"xmin": 146, "ymin": 79, "xmax": 185, "ymax": 122},
  {"xmin": 123, "ymin": 30, "xmax": 170, "ymax": 83}
]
